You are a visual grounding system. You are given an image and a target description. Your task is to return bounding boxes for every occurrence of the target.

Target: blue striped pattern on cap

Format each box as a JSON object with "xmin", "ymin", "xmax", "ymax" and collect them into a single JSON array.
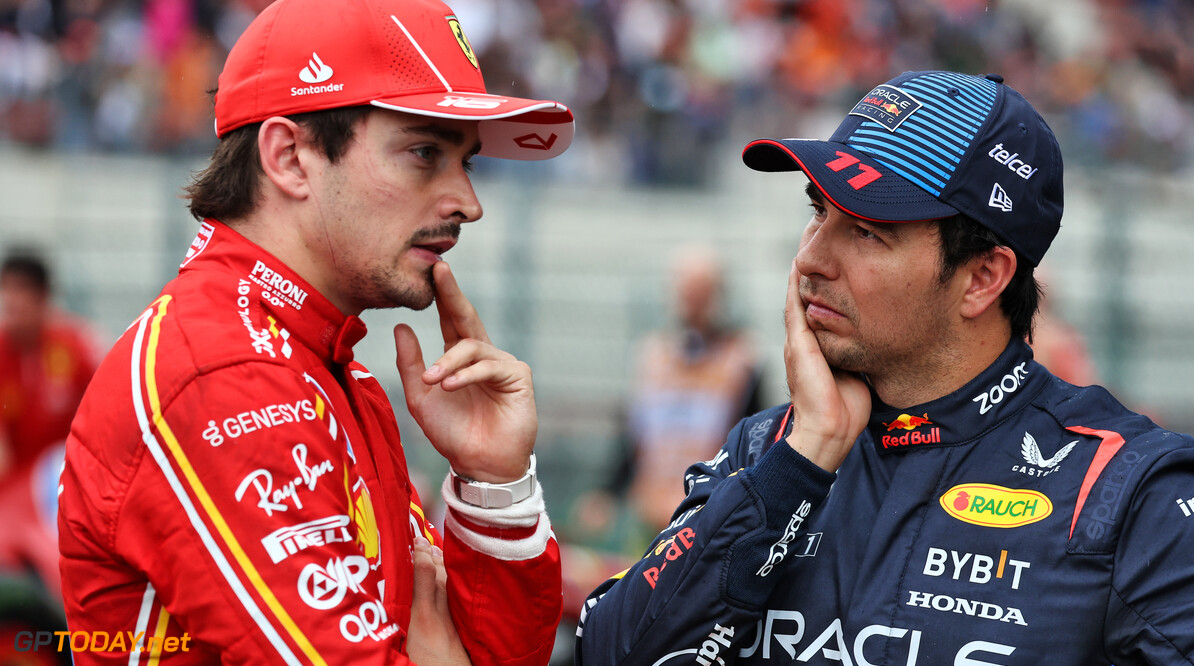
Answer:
[{"xmin": 845, "ymin": 72, "xmax": 998, "ymax": 196}]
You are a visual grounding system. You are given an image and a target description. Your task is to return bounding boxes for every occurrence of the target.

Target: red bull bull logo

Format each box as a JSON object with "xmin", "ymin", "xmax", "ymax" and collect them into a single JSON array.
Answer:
[
  {"xmin": 881, "ymin": 102, "xmax": 900, "ymax": 115},
  {"xmin": 884, "ymin": 413, "xmax": 933, "ymax": 431}
]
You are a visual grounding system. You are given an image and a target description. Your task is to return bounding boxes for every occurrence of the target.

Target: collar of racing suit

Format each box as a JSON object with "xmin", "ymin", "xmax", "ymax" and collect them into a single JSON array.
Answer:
[
  {"xmin": 181, "ymin": 219, "xmax": 369, "ymax": 365},
  {"xmin": 863, "ymin": 339, "xmax": 1048, "ymax": 454}
]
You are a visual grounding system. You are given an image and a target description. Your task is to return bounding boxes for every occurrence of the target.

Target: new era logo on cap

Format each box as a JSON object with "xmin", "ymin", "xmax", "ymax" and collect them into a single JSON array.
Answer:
[{"xmin": 989, "ymin": 183, "xmax": 1013, "ymax": 212}]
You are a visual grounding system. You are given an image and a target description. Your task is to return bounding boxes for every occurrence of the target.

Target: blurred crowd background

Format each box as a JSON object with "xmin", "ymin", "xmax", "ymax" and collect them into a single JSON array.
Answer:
[
  {"xmin": 3, "ymin": 0, "xmax": 1194, "ymax": 661},
  {"xmin": 3, "ymin": 0, "xmax": 1194, "ymax": 179}
]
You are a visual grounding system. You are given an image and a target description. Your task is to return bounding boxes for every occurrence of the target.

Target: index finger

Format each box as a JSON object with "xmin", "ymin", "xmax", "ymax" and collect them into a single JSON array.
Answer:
[
  {"xmin": 784, "ymin": 258, "xmax": 814, "ymax": 340},
  {"xmin": 783, "ymin": 259, "xmax": 833, "ymax": 388},
  {"xmin": 433, "ymin": 261, "xmax": 492, "ymax": 348}
]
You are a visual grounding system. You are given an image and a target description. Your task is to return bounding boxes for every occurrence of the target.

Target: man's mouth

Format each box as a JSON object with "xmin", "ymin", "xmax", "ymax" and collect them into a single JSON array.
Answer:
[
  {"xmin": 410, "ymin": 223, "xmax": 462, "ymax": 261},
  {"xmin": 412, "ymin": 238, "xmax": 457, "ymax": 260},
  {"xmin": 801, "ymin": 292, "xmax": 846, "ymax": 322}
]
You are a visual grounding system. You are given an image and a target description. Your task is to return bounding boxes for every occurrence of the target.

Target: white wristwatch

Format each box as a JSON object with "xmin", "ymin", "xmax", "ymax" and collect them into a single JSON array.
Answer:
[{"xmin": 450, "ymin": 454, "xmax": 537, "ymax": 509}]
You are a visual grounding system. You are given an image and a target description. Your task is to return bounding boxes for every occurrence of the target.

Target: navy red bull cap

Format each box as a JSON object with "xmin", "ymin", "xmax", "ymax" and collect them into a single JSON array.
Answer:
[{"xmin": 742, "ymin": 71, "xmax": 1063, "ymax": 265}]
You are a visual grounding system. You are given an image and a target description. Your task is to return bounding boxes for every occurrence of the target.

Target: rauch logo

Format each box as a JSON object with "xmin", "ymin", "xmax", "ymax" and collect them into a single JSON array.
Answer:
[{"xmin": 940, "ymin": 483, "xmax": 1052, "ymax": 528}]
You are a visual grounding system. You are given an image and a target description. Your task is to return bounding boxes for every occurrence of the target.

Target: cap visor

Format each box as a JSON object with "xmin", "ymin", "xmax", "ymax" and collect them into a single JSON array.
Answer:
[
  {"xmin": 742, "ymin": 138, "xmax": 958, "ymax": 223},
  {"xmin": 372, "ymin": 92, "xmax": 573, "ymax": 160}
]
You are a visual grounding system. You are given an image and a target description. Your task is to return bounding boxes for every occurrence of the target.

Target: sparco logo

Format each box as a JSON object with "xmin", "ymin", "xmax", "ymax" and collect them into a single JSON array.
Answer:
[
  {"xmin": 1084, "ymin": 450, "xmax": 1143, "ymax": 540},
  {"xmin": 972, "ymin": 362, "xmax": 1028, "ymax": 415},
  {"xmin": 757, "ymin": 501, "xmax": 814, "ymax": 576}
]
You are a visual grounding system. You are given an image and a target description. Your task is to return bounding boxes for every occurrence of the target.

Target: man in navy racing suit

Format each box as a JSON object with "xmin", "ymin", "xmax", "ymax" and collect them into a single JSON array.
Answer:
[{"xmin": 576, "ymin": 70, "xmax": 1194, "ymax": 665}]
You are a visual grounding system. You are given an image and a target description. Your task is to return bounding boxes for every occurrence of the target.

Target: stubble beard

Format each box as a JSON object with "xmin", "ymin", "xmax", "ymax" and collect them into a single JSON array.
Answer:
[
  {"xmin": 347, "ymin": 255, "xmax": 436, "ymax": 312},
  {"xmin": 813, "ymin": 329, "xmax": 877, "ymax": 374}
]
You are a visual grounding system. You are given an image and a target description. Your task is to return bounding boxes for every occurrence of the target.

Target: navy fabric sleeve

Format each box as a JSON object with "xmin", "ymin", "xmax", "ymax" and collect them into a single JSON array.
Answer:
[
  {"xmin": 1105, "ymin": 440, "xmax": 1194, "ymax": 665},
  {"xmin": 576, "ymin": 411, "xmax": 835, "ymax": 664}
]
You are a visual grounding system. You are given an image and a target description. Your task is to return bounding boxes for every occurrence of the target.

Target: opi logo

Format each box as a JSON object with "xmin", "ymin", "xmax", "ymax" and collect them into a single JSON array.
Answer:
[{"xmin": 299, "ymin": 53, "xmax": 334, "ymax": 84}]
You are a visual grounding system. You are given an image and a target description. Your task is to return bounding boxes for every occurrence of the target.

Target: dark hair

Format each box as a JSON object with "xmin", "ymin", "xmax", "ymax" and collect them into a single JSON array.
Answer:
[
  {"xmin": 1, "ymin": 251, "xmax": 50, "ymax": 294},
  {"xmin": 936, "ymin": 215, "xmax": 1042, "ymax": 341},
  {"xmin": 185, "ymin": 105, "xmax": 373, "ymax": 222}
]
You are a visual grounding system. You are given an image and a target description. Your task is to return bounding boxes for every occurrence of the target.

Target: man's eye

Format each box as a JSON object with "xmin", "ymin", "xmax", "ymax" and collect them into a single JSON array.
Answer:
[
  {"xmin": 808, "ymin": 203, "xmax": 826, "ymax": 217},
  {"xmin": 463, "ymin": 159, "xmax": 475, "ymax": 174},
  {"xmin": 856, "ymin": 226, "xmax": 879, "ymax": 240},
  {"xmin": 413, "ymin": 146, "xmax": 439, "ymax": 161}
]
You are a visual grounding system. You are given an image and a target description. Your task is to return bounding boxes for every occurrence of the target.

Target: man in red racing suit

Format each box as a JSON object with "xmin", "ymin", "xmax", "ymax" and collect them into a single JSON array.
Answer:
[{"xmin": 57, "ymin": 0, "xmax": 576, "ymax": 662}]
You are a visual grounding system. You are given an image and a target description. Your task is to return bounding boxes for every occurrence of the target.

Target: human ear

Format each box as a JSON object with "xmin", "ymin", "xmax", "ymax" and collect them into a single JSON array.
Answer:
[
  {"xmin": 959, "ymin": 246, "xmax": 1016, "ymax": 320},
  {"xmin": 258, "ymin": 117, "xmax": 312, "ymax": 200}
]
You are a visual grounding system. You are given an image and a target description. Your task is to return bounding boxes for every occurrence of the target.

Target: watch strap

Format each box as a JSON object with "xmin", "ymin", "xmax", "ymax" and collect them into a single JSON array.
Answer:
[{"xmin": 450, "ymin": 454, "xmax": 537, "ymax": 509}]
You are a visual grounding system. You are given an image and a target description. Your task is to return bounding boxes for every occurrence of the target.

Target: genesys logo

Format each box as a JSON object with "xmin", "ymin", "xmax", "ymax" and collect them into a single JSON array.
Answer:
[{"xmin": 940, "ymin": 483, "xmax": 1052, "ymax": 528}]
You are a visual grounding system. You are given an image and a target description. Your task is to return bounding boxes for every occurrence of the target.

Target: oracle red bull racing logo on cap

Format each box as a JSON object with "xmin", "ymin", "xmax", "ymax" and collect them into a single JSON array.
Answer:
[
  {"xmin": 941, "ymin": 483, "xmax": 1052, "ymax": 528},
  {"xmin": 880, "ymin": 413, "xmax": 941, "ymax": 449},
  {"xmin": 848, "ymin": 84, "xmax": 923, "ymax": 131}
]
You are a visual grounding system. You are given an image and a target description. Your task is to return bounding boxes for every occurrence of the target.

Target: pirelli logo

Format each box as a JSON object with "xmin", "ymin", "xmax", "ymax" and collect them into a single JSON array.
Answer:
[{"xmin": 261, "ymin": 515, "xmax": 353, "ymax": 563}]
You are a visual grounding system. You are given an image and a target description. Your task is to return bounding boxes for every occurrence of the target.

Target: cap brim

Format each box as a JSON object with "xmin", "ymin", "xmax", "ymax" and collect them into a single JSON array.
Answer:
[
  {"xmin": 372, "ymin": 92, "xmax": 573, "ymax": 160},
  {"xmin": 742, "ymin": 138, "xmax": 958, "ymax": 223}
]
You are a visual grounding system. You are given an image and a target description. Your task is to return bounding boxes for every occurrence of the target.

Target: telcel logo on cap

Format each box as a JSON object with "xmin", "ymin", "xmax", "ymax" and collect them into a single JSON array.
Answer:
[{"xmin": 848, "ymin": 84, "xmax": 923, "ymax": 132}]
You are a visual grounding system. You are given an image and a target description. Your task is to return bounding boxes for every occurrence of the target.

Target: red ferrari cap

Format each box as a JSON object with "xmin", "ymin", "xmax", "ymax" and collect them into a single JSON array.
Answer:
[{"xmin": 214, "ymin": 0, "xmax": 574, "ymax": 160}]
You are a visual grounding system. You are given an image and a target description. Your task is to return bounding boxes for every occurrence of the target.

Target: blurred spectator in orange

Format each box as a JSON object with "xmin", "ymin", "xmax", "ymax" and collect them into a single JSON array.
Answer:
[
  {"xmin": 1030, "ymin": 289, "xmax": 1099, "ymax": 387},
  {"xmin": 0, "ymin": 250, "xmax": 101, "ymax": 484}
]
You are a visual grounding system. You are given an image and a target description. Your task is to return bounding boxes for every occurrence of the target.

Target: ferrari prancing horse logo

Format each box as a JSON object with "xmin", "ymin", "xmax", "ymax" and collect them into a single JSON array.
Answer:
[{"xmin": 447, "ymin": 17, "xmax": 478, "ymax": 69}]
